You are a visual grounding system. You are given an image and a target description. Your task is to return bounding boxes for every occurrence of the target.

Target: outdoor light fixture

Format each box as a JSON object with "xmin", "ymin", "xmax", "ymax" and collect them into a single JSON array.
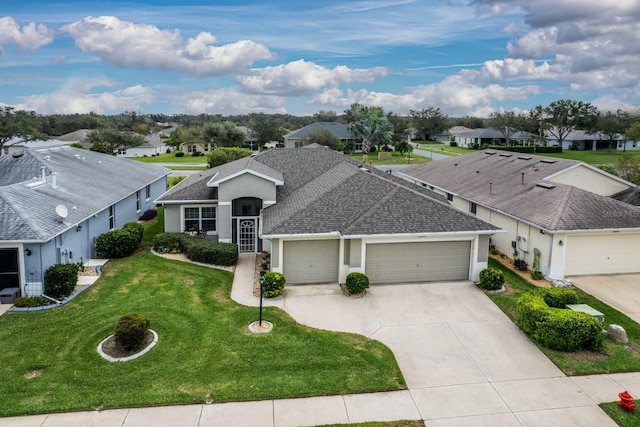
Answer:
[
  {"xmin": 76, "ymin": 225, "xmax": 82, "ymax": 232},
  {"xmin": 24, "ymin": 248, "xmax": 32, "ymax": 256}
]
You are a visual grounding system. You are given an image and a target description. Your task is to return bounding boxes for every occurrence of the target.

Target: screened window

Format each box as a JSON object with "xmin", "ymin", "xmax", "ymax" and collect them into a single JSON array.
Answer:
[
  {"xmin": 447, "ymin": 193, "xmax": 454, "ymax": 201},
  {"xmin": 109, "ymin": 205, "xmax": 115, "ymax": 229},
  {"xmin": 184, "ymin": 207, "xmax": 216, "ymax": 232},
  {"xmin": 470, "ymin": 202, "xmax": 477, "ymax": 215},
  {"xmin": 136, "ymin": 191, "xmax": 141, "ymax": 211},
  {"xmin": 145, "ymin": 185, "xmax": 151, "ymax": 200}
]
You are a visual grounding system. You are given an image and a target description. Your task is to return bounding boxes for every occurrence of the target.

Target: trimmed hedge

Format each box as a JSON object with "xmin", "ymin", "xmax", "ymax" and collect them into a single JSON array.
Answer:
[
  {"xmin": 516, "ymin": 288, "xmax": 603, "ymax": 352},
  {"xmin": 139, "ymin": 209, "xmax": 158, "ymax": 221},
  {"xmin": 44, "ymin": 263, "xmax": 81, "ymax": 299},
  {"xmin": 96, "ymin": 229, "xmax": 139, "ymax": 258},
  {"xmin": 152, "ymin": 232, "xmax": 192, "ymax": 254},
  {"xmin": 115, "ymin": 313, "xmax": 150, "ymax": 352},
  {"xmin": 478, "ymin": 268, "xmax": 504, "ymax": 291},
  {"xmin": 345, "ymin": 272, "xmax": 370, "ymax": 295},
  {"xmin": 14, "ymin": 296, "xmax": 54, "ymax": 308},
  {"xmin": 184, "ymin": 239, "xmax": 239, "ymax": 266},
  {"xmin": 487, "ymin": 145, "xmax": 562, "ymax": 154},
  {"xmin": 123, "ymin": 222, "xmax": 144, "ymax": 244},
  {"xmin": 262, "ymin": 272, "xmax": 286, "ymax": 298}
]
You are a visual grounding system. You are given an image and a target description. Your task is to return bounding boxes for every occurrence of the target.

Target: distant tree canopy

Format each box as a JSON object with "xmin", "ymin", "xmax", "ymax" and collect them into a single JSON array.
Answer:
[
  {"xmin": 203, "ymin": 121, "xmax": 246, "ymax": 148},
  {"xmin": 409, "ymin": 107, "xmax": 448, "ymax": 141},
  {"xmin": 0, "ymin": 106, "xmax": 47, "ymax": 151},
  {"xmin": 539, "ymin": 99, "xmax": 599, "ymax": 146},
  {"xmin": 299, "ymin": 129, "xmax": 342, "ymax": 150},
  {"xmin": 207, "ymin": 147, "xmax": 252, "ymax": 168},
  {"xmin": 87, "ymin": 128, "xmax": 145, "ymax": 154}
]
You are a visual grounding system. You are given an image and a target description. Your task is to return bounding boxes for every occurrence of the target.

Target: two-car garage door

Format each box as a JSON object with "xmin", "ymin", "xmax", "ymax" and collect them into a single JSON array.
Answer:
[{"xmin": 365, "ymin": 241, "xmax": 471, "ymax": 284}]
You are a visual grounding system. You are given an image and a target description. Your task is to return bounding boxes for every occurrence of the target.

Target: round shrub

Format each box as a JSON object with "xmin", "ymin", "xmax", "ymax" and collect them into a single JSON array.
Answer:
[
  {"xmin": 174, "ymin": 151, "xmax": 185, "ymax": 157},
  {"xmin": 185, "ymin": 240, "xmax": 239, "ymax": 266},
  {"xmin": 531, "ymin": 271, "xmax": 544, "ymax": 280},
  {"xmin": 152, "ymin": 232, "xmax": 191, "ymax": 254},
  {"xmin": 115, "ymin": 313, "xmax": 150, "ymax": 352},
  {"xmin": 516, "ymin": 288, "xmax": 602, "ymax": 352},
  {"xmin": 139, "ymin": 209, "xmax": 158, "ymax": 221},
  {"xmin": 345, "ymin": 272, "xmax": 370, "ymax": 295},
  {"xmin": 123, "ymin": 221, "xmax": 144, "ymax": 244},
  {"xmin": 96, "ymin": 229, "xmax": 139, "ymax": 258},
  {"xmin": 478, "ymin": 268, "xmax": 504, "ymax": 291},
  {"xmin": 262, "ymin": 272, "xmax": 285, "ymax": 298},
  {"xmin": 44, "ymin": 263, "xmax": 81, "ymax": 299}
]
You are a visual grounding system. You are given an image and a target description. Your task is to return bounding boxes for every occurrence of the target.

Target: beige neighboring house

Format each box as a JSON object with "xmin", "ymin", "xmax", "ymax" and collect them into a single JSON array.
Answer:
[
  {"xmin": 283, "ymin": 122, "xmax": 355, "ymax": 149},
  {"xmin": 155, "ymin": 146, "xmax": 501, "ymax": 285},
  {"xmin": 401, "ymin": 149, "xmax": 640, "ymax": 280}
]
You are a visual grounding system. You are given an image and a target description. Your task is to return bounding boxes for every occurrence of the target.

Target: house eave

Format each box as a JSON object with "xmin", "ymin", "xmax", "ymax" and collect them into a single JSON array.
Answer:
[
  {"xmin": 343, "ymin": 230, "xmax": 504, "ymax": 239},
  {"xmin": 260, "ymin": 231, "xmax": 341, "ymax": 239},
  {"xmin": 207, "ymin": 169, "xmax": 284, "ymax": 187}
]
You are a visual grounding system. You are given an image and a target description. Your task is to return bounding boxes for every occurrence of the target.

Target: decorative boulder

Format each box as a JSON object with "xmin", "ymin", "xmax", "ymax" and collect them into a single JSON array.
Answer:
[{"xmin": 607, "ymin": 324, "xmax": 628, "ymax": 343}]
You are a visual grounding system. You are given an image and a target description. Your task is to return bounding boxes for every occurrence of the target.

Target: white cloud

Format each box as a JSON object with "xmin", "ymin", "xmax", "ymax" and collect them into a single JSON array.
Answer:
[
  {"xmin": 236, "ymin": 59, "xmax": 390, "ymax": 96},
  {"xmin": 61, "ymin": 16, "xmax": 276, "ymax": 77},
  {"xmin": 177, "ymin": 87, "xmax": 287, "ymax": 115},
  {"xmin": 310, "ymin": 74, "xmax": 540, "ymax": 116},
  {"xmin": 15, "ymin": 79, "xmax": 156, "ymax": 114},
  {"xmin": 0, "ymin": 16, "xmax": 54, "ymax": 54}
]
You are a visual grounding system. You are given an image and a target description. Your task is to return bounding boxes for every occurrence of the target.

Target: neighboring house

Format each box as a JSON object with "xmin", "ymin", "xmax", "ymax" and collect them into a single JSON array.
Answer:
[
  {"xmin": 55, "ymin": 129, "xmax": 93, "ymax": 148},
  {"xmin": 429, "ymin": 126, "xmax": 474, "ymax": 144},
  {"xmin": 546, "ymin": 129, "xmax": 638, "ymax": 151},
  {"xmin": 117, "ymin": 132, "xmax": 167, "ymax": 157},
  {"xmin": 611, "ymin": 186, "xmax": 640, "ymax": 206},
  {"xmin": 156, "ymin": 146, "xmax": 500, "ymax": 285},
  {"xmin": 2, "ymin": 137, "xmax": 71, "ymax": 157},
  {"xmin": 283, "ymin": 122, "xmax": 355, "ymax": 149},
  {"xmin": 0, "ymin": 146, "xmax": 169, "ymax": 298},
  {"xmin": 180, "ymin": 126, "xmax": 257, "ymax": 154},
  {"xmin": 401, "ymin": 150, "xmax": 640, "ymax": 279},
  {"xmin": 455, "ymin": 128, "xmax": 536, "ymax": 147}
]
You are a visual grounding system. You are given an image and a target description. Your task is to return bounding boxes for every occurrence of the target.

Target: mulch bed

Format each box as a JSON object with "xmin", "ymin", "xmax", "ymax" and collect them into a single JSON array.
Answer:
[
  {"xmin": 491, "ymin": 253, "xmax": 552, "ymax": 288},
  {"xmin": 253, "ymin": 252, "xmax": 270, "ymax": 297},
  {"xmin": 101, "ymin": 330, "xmax": 155, "ymax": 358},
  {"xmin": 339, "ymin": 283, "xmax": 367, "ymax": 298}
]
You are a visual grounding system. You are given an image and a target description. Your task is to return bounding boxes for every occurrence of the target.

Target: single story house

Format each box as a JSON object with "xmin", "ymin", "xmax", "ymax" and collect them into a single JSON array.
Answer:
[
  {"xmin": 0, "ymin": 146, "xmax": 169, "ymax": 298},
  {"xmin": 455, "ymin": 128, "xmax": 536, "ymax": 147},
  {"xmin": 283, "ymin": 122, "xmax": 355, "ymax": 149},
  {"xmin": 117, "ymin": 132, "xmax": 168, "ymax": 157},
  {"xmin": 611, "ymin": 186, "xmax": 640, "ymax": 206},
  {"xmin": 156, "ymin": 146, "xmax": 500, "ymax": 285},
  {"xmin": 428, "ymin": 126, "xmax": 474, "ymax": 144},
  {"xmin": 401, "ymin": 150, "xmax": 640, "ymax": 279},
  {"xmin": 546, "ymin": 129, "xmax": 638, "ymax": 151}
]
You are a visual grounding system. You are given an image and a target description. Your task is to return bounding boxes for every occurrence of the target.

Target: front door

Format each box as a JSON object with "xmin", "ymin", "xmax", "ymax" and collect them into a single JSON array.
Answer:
[
  {"xmin": 0, "ymin": 249, "xmax": 19, "ymax": 292},
  {"xmin": 236, "ymin": 218, "xmax": 258, "ymax": 253}
]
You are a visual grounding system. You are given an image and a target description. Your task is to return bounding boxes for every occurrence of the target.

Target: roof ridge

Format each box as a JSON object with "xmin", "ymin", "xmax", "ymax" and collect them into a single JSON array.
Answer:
[
  {"xmin": 547, "ymin": 184, "xmax": 576, "ymax": 230},
  {"xmin": 343, "ymin": 185, "xmax": 398, "ymax": 235}
]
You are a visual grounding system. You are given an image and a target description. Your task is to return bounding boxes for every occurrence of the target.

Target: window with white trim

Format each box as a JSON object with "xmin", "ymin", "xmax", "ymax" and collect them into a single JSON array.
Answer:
[
  {"xmin": 145, "ymin": 185, "xmax": 151, "ymax": 201},
  {"xmin": 470, "ymin": 202, "xmax": 477, "ymax": 215},
  {"xmin": 184, "ymin": 207, "xmax": 216, "ymax": 232},
  {"xmin": 109, "ymin": 205, "xmax": 115, "ymax": 229},
  {"xmin": 136, "ymin": 190, "xmax": 141, "ymax": 212}
]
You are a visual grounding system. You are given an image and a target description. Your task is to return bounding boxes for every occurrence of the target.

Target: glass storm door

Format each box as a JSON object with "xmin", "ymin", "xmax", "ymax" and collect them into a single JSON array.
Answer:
[{"xmin": 238, "ymin": 218, "xmax": 257, "ymax": 252}]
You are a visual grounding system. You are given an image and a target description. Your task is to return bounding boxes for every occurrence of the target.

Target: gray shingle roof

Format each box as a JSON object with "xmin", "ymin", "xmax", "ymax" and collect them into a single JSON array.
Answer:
[
  {"xmin": 611, "ymin": 186, "xmax": 640, "ymax": 206},
  {"xmin": 402, "ymin": 150, "xmax": 640, "ymax": 231},
  {"xmin": 283, "ymin": 122, "xmax": 354, "ymax": 140},
  {"xmin": 156, "ymin": 167, "xmax": 219, "ymax": 202},
  {"xmin": 0, "ymin": 146, "xmax": 170, "ymax": 242},
  {"xmin": 457, "ymin": 128, "xmax": 535, "ymax": 140},
  {"xmin": 255, "ymin": 148, "xmax": 499, "ymax": 236}
]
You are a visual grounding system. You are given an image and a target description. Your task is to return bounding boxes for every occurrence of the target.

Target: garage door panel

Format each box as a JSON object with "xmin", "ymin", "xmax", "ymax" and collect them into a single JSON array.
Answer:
[
  {"xmin": 565, "ymin": 234, "xmax": 640, "ymax": 276},
  {"xmin": 283, "ymin": 240, "xmax": 339, "ymax": 284},
  {"xmin": 365, "ymin": 241, "xmax": 470, "ymax": 284}
]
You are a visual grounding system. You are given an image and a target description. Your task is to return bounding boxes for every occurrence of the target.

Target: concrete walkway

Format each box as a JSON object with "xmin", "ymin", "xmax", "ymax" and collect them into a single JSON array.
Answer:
[{"xmin": 1, "ymin": 253, "xmax": 637, "ymax": 426}]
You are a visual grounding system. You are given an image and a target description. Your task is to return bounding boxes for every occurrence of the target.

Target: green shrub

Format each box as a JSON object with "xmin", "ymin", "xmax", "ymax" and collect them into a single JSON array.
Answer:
[
  {"xmin": 531, "ymin": 271, "xmax": 544, "ymax": 280},
  {"xmin": 96, "ymin": 229, "xmax": 139, "ymax": 258},
  {"xmin": 44, "ymin": 263, "xmax": 81, "ymax": 299},
  {"xmin": 13, "ymin": 296, "xmax": 53, "ymax": 308},
  {"xmin": 114, "ymin": 313, "xmax": 151, "ymax": 352},
  {"xmin": 262, "ymin": 272, "xmax": 286, "ymax": 298},
  {"xmin": 123, "ymin": 221, "xmax": 144, "ymax": 243},
  {"xmin": 345, "ymin": 272, "xmax": 370, "ymax": 295},
  {"xmin": 175, "ymin": 151, "xmax": 185, "ymax": 157},
  {"xmin": 185, "ymin": 239, "xmax": 238, "ymax": 266},
  {"xmin": 139, "ymin": 209, "xmax": 158, "ymax": 221},
  {"xmin": 478, "ymin": 268, "xmax": 505, "ymax": 291},
  {"xmin": 514, "ymin": 259, "xmax": 528, "ymax": 271},
  {"xmin": 516, "ymin": 288, "xmax": 602, "ymax": 352},
  {"xmin": 449, "ymin": 141, "xmax": 458, "ymax": 147},
  {"xmin": 152, "ymin": 232, "xmax": 191, "ymax": 254}
]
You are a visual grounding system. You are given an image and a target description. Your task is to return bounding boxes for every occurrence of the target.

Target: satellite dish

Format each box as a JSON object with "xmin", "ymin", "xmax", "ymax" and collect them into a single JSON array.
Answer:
[{"xmin": 55, "ymin": 204, "xmax": 68, "ymax": 220}]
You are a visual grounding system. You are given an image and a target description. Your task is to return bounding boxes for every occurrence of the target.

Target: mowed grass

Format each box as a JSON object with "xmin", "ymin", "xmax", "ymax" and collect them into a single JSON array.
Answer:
[
  {"xmin": 0, "ymin": 251, "xmax": 404, "ymax": 417},
  {"xmin": 350, "ymin": 152, "xmax": 430, "ymax": 165},
  {"xmin": 541, "ymin": 149, "xmax": 640, "ymax": 165},
  {"xmin": 487, "ymin": 258, "xmax": 640, "ymax": 376},
  {"xmin": 600, "ymin": 400, "xmax": 640, "ymax": 427},
  {"xmin": 133, "ymin": 153, "xmax": 208, "ymax": 163}
]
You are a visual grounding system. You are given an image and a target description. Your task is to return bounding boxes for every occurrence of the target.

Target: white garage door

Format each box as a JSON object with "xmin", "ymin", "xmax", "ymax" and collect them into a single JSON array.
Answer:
[
  {"xmin": 565, "ymin": 234, "xmax": 640, "ymax": 276},
  {"xmin": 283, "ymin": 240, "xmax": 340, "ymax": 284},
  {"xmin": 365, "ymin": 241, "xmax": 471, "ymax": 284}
]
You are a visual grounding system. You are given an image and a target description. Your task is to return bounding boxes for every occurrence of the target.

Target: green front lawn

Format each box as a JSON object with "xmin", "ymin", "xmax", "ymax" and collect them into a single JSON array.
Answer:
[
  {"xmin": 487, "ymin": 258, "xmax": 640, "ymax": 375},
  {"xmin": 416, "ymin": 144, "xmax": 471, "ymax": 156},
  {"xmin": 0, "ymin": 251, "xmax": 404, "ymax": 417},
  {"xmin": 133, "ymin": 153, "xmax": 208, "ymax": 163},
  {"xmin": 350, "ymin": 152, "xmax": 430, "ymax": 165},
  {"xmin": 540, "ymin": 150, "xmax": 640, "ymax": 165},
  {"xmin": 600, "ymin": 400, "xmax": 640, "ymax": 426},
  {"xmin": 165, "ymin": 165, "xmax": 208, "ymax": 171}
]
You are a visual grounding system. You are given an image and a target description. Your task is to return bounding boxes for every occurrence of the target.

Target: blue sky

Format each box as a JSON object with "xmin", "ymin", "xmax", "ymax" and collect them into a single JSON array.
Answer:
[{"xmin": 1, "ymin": 0, "xmax": 639, "ymax": 116}]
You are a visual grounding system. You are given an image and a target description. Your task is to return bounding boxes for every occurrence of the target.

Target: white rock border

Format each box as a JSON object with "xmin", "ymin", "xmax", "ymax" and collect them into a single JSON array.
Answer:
[{"xmin": 97, "ymin": 329, "xmax": 158, "ymax": 362}]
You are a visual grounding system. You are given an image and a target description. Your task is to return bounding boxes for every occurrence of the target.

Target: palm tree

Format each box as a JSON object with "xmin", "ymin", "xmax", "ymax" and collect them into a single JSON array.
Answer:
[{"xmin": 348, "ymin": 107, "xmax": 394, "ymax": 162}]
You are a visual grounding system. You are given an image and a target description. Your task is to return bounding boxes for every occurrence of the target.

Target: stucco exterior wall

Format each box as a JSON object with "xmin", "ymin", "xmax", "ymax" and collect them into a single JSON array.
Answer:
[
  {"xmin": 218, "ymin": 174, "xmax": 277, "ymax": 202},
  {"xmin": 547, "ymin": 165, "xmax": 630, "ymax": 196},
  {"xmin": 164, "ymin": 205, "xmax": 182, "ymax": 232}
]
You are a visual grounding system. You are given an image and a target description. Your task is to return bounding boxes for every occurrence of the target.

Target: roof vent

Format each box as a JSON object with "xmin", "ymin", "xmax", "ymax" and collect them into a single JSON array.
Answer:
[
  {"xmin": 485, "ymin": 151, "xmax": 496, "ymax": 155},
  {"xmin": 74, "ymin": 154, "xmax": 81, "ymax": 159},
  {"xmin": 11, "ymin": 151, "xmax": 24, "ymax": 158},
  {"xmin": 358, "ymin": 165, "xmax": 371, "ymax": 173},
  {"xmin": 536, "ymin": 182, "xmax": 556, "ymax": 189},
  {"xmin": 517, "ymin": 156, "xmax": 532, "ymax": 160},
  {"xmin": 539, "ymin": 159, "xmax": 557, "ymax": 164},
  {"xmin": 499, "ymin": 153, "xmax": 512, "ymax": 157}
]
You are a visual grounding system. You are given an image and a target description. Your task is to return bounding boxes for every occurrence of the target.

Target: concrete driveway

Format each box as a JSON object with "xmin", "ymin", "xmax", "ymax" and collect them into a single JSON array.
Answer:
[
  {"xmin": 281, "ymin": 281, "xmax": 617, "ymax": 426},
  {"xmin": 571, "ymin": 274, "xmax": 640, "ymax": 324}
]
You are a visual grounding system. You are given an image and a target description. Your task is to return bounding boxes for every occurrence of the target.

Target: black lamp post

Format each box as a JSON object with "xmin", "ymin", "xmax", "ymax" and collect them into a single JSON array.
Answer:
[{"xmin": 259, "ymin": 275, "xmax": 264, "ymax": 326}]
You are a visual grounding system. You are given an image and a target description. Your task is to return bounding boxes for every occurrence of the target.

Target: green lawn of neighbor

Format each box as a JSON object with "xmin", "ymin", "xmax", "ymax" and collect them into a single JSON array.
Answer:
[
  {"xmin": 486, "ymin": 258, "xmax": 640, "ymax": 376},
  {"xmin": 540, "ymin": 149, "xmax": 640, "ymax": 165},
  {"xmin": 132, "ymin": 153, "xmax": 208, "ymax": 163},
  {"xmin": 0, "ymin": 250, "xmax": 404, "ymax": 417},
  {"xmin": 600, "ymin": 400, "xmax": 640, "ymax": 426},
  {"xmin": 350, "ymin": 152, "xmax": 430, "ymax": 165},
  {"xmin": 416, "ymin": 144, "xmax": 472, "ymax": 156}
]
